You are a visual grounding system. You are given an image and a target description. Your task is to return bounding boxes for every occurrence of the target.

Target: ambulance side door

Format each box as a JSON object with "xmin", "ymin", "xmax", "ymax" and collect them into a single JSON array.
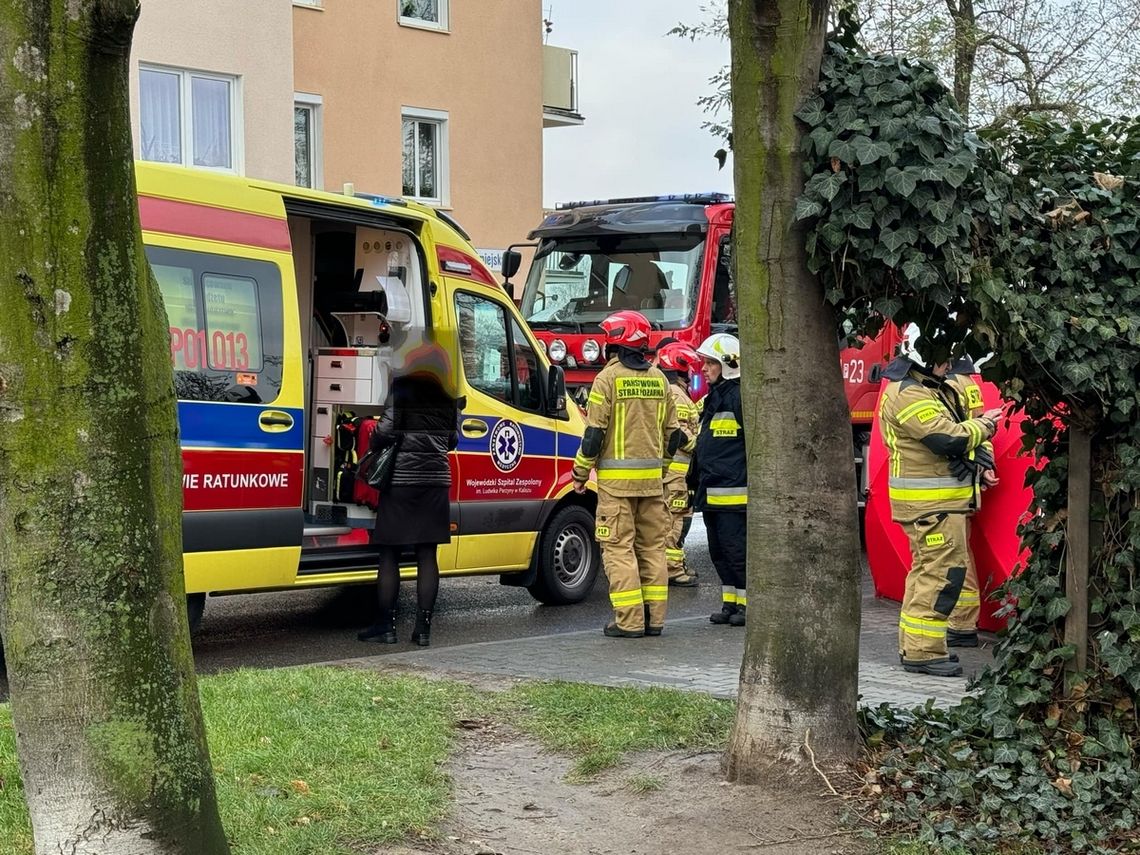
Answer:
[{"xmin": 451, "ymin": 289, "xmax": 556, "ymax": 571}]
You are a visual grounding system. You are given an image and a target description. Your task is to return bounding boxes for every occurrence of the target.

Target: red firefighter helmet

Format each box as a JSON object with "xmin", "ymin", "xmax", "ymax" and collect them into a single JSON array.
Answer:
[
  {"xmin": 599, "ymin": 310, "xmax": 652, "ymax": 351},
  {"xmin": 656, "ymin": 342, "xmax": 702, "ymax": 376}
]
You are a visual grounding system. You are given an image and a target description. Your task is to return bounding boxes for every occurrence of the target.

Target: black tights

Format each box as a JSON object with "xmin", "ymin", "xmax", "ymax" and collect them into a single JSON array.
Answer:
[{"xmin": 375, "ymin": 543, "xmax": 439, "ymax": 616}]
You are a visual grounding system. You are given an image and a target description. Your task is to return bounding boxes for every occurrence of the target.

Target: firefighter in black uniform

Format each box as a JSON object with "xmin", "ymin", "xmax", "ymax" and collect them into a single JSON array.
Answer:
[{"xmin": 689, "ymin": 333, "xmax": 748, "ymax": 626}]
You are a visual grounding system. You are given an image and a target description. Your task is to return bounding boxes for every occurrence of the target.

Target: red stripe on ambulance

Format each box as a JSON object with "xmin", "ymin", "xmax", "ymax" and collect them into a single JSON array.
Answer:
[
  {"xmin": 139, "ymin": 195, "xmax": 292, "ymax": 253},
  {"xmin": 182, "ymin": 448, "xmax": 303, "ymax": 512}
]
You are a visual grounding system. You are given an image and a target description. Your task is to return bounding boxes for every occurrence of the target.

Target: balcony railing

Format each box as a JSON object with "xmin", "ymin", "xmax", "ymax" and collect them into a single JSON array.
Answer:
[{"xmin": 543, "ymin": 44, "xmax": 584, "ymax": 127}]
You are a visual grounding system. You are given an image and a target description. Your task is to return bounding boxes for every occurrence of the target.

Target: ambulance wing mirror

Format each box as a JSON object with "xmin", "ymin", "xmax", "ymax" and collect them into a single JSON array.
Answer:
[
  {"xmin": 501, "ymin": 249, "xmax": 523, "ymax": 280},
  {"xmin": 547, "ymin": 365, "xmax": 568, "ymax": 416}
]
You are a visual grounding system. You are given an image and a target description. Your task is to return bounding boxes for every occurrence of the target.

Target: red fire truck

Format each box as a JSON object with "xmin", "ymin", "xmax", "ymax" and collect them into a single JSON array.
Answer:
[{"xmin": 500, "ymin": 193, "xmax": 902, "ymax": 505}]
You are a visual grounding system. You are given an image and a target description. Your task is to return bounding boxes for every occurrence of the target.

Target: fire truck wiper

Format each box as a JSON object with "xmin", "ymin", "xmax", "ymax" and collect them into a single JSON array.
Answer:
[{"xmin": 531, "ymin": 320, "xmax": 584, "ymax": 334}]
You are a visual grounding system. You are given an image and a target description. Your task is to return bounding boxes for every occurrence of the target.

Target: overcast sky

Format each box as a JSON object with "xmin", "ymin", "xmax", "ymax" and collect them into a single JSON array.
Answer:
[{"xmin": 542, "ymin": 0, "xmax": 733, "ymax": 208}]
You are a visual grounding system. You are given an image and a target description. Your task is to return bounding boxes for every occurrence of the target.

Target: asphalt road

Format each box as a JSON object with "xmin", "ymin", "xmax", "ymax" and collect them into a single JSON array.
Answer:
[{"xmin": 0, "ymin": 519, "xmax": 723, "ymax": 701}]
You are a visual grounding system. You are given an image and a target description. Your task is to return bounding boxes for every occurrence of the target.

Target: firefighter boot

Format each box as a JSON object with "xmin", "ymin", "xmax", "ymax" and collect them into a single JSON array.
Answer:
[
  {"xmin": 644, "ymin": 604, "xmax": 662, "ymax": 636},
  {"xmin": 411, "ymin": 609, "xmax": 433, "ymax": 647},
  {"xmin": 710, "ymin": 603, "xmax": 737, "ymax": 624},
  {"xmin": 728, "ymin": 605, "xmax": 746, "ymax": 627},
  {"xmin": 902, "ymin": 657, "xmax": 963, "ymax": 677},
  {"xmin": 357, "ymin": 609, "xmax": 397, "ymax": 644},
  {"xmin": 947, "ymin": 629, "xmax": 979, "ymax": 647},
  {"xmin": 604, "ymin": 623, "xmax": 645, "ymax": 638}
]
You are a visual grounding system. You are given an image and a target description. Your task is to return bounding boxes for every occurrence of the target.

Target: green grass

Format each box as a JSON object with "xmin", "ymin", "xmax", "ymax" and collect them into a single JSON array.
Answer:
[
  {"xmin": 0, "ymin": 707, "xmax": 31, "ymax": 855},
  {"xmin": 0, "ymin": 673, "xmax": 738, "ymax": 850},
  {"xmin": 0, "ymin": 667, "xmax": 476, "ymax": 855},
  {"xmin": 501, "ymin": 681, "xmax": 735, "ymax": 779},
  {"xmin": 624, "ymin": 772, "xmax": 664, "ymax": 794}
]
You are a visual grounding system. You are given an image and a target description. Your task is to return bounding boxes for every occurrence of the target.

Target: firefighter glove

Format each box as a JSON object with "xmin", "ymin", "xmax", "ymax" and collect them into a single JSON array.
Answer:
[{"xmin": 948, "ymin": 455, "xmax": 977, "ymax": 482}]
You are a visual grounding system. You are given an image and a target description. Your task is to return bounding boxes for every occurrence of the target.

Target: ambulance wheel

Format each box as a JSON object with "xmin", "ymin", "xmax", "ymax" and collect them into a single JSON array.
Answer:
[
  {"xmin": 529, "ymin": 505, "xmax": 599, "ymax": 605},
  {"xmin": 187, "ymin": 593, "xmax": 206, "ymax": 635}
]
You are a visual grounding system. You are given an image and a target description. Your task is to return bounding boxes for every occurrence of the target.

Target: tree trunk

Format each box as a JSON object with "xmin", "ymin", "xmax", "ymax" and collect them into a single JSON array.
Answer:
[
  {"xmin": 0, "ymin": 3, "xmax": 230, "ymax": 852},
  {"xmin": 724, "ymin": 0, "xmax": 863, "ymax": 780},
  {"xmin": 948, "ymin": 0, "xmax": 977, "ymax": 122}
]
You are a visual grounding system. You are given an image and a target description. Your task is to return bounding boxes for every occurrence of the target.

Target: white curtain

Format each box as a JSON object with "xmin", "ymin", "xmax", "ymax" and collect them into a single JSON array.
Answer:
[
  {"xmin": 192, "ymin": 76, "xmax": 232, "ymax": 169},
  {"xmin": 139, "ymin": 69, "xmax": 181, "ymax": 164}
]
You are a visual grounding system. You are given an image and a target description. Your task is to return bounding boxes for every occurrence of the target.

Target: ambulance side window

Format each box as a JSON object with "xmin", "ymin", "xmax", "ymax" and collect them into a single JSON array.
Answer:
[
  {"xmin": 510, "ymin": 319, "xmax": 542, "ymax": 412},
  {"xmin": 146, "ymin": 245, "xmax": 284, "ymax": 404},
  {"xmin": 455, "ymin": 291, "xmax": 543, "ymax": 414},
  {"xmin": 455, "ymin": 291, "xmax": 511, "ymax": 405}
]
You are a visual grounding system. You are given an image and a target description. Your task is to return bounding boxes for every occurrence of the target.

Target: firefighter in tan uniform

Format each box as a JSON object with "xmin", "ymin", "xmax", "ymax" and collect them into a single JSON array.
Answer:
[
  {"xmin": 879, "ymin": 355, "xmax": 1002, "ymax": 676},
  {"xmin": 656, "ymin": 342, "xmax": 703, "ymax": 587},
  {"xmin": 573, "ymin": 311, "xmax": 685, "ymax": 638},
  {"xmin": 944, "ymin": 358, "xmax": 999, "ymax": 647}
]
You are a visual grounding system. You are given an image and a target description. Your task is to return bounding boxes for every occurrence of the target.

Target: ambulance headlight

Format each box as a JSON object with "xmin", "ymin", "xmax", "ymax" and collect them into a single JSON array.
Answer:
[
  {"xmin": 548, "ymin": 339, "xmax": 567, "ymax": 363},
  {"xmin": 581, "ymin": 338, "xmax": 601, "ymax": 363}
]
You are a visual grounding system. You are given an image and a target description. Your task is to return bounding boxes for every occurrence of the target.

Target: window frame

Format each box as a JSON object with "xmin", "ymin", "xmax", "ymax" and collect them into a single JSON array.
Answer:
[
  {"xmin": 454, "ymin": 289, "xmax": 546, "ymax": 415},
  {"xmin": 401, "ymin": 107, "xmax": 449, "ymax": 206},
  {"xmin": 294, "ymin": 92, "xmax": 323, "ymax": 189},
  {"xmin": 398, "ymin": 0, "xmax": 449, "ymax": 31},
  {"xmin": 139, "ymin": 63, "xmax": 244, "ymax": 174},
  {"xmin": 146, "ymin": 245, "xmax": 283, "ymax": 405}
]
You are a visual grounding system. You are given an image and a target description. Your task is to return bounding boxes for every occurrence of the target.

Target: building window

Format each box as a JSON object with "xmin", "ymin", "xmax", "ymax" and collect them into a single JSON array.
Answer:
[
  {"xmin": 294, "ymin": 94, "xmax": 323, "ymax": 188},
  {"xmin": 139, "ymin": 65, "xmax": 240, "ymax": 171},
  {"xmin": 399, "ymin": 0, "xmax": 447, "ymax": 29},
  {"xmin": 401, "ymin": 108, "xmax": 448, "ymax": 205}
]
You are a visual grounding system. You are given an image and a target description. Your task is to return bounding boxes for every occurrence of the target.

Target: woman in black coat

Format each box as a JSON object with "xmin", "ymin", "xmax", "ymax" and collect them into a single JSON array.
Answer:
[{"xmin": 358, "ymin": 373, "xmax": 458, "ymax": 647}]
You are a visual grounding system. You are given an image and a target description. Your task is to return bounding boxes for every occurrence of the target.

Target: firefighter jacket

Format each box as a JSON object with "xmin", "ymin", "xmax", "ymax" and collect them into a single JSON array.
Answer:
[
  {"xmin": 689, "ymin": 376, "xmax": 746, "ymax": 512},
  {"xmin": 946, "ymin": 360, "xmax": 995, "ymax": 463},
  {"xmin": 663, "ymin": 375, "xmax": 700, "ymax": 490},
  {"xmin": 878, "ymin": 357, "xmax": 997, "ymax": 523},
  {"xmin": 573, "ymin": 352, "xmax": 682, "ymax": 497}
]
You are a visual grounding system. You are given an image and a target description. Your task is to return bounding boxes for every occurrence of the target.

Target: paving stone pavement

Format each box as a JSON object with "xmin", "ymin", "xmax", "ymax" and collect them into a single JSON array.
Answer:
[{"xmin": 353, "ymin": 581, "xmax": 995, "ymax": 709}]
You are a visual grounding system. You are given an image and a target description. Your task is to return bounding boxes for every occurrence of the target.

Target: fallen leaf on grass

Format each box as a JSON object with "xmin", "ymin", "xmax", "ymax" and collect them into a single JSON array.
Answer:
[{"xmin": 291, "ymin": 779, "xmax": 310, "ymax": 794}]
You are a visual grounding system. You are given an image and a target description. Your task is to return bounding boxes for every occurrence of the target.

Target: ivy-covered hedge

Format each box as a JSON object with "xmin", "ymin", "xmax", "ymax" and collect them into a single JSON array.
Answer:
[{"xmin": 794, "ymin": 45, "xmax": 1140, "ymax": 854}]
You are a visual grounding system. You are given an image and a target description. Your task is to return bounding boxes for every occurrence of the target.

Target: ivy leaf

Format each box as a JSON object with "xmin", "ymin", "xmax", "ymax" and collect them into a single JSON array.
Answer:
[
  {"xmin": 993, "ymin": 744, "xmax": 1019, "ymax": 764},
  {"xmin": 795, "ymin": 96, "xmax": 826, "ymax": 127},
  {"xmin": 806, "ymin": 171, "xmax": 848, "ymax": 202},
  {"xmin": 1045, "ymin": 596, "xmax": 1071, "ymax": 622},
  {"xmin": 927, "ymin": 221, "xmax": 956, "ymax": 247},
  {"xmin": 885, "ymin": 166, "xmax": 918, "ymax": 198},
  {"xmin": 795, "ymin": 197, "xmax": 824, "ymax": 221}
]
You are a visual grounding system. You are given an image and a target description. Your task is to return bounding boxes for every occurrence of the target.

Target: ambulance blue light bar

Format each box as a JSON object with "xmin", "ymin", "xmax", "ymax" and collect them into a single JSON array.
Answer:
[
  {"xmin": 354, "ymin": 191, "xmax": 408, "ymax": 208},
  {"xmin": 554, "ymin": 193, "xmax": 733, "ymax": 210}
]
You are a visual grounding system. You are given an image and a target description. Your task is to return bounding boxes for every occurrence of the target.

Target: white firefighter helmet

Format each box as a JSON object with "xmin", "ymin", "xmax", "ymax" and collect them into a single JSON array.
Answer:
[{"xmin": 696, "ymin": 333, "xmax": 741, "ymax": 380}]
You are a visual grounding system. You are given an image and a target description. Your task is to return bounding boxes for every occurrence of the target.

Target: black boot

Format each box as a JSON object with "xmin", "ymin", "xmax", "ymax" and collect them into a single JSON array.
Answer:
[
  {"xmin": 710, "ymin": 603, "xmax": 737, "ymax": 624},
  {"xmin": 728, "ymin": 605, "xmax": 746, "ymax": 627},
  {"xmin": 947, "ymin": 629, "xmax": 979, "ymax": 648},
  {"xmin": 357, "ymin": 609, "xmax": 397, "ymax": 644},
  {"xmin": 411, "ymin": 609, "xmax": 433, "ymax": 647}
]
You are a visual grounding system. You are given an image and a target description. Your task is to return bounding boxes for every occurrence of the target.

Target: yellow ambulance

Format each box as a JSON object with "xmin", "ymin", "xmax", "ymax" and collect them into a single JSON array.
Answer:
[{"xmin": 136, "ymin": 163, "xmax": 598, "ymax": 629}]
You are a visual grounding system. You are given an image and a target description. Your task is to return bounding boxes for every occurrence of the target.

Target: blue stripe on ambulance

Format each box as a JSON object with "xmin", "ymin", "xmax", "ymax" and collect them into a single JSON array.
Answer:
[
  {"xmin": 455, "ymin": 416, "xmax": 558, "ymax": 457},
  {"xmin": 178, "ymin": 401, "xmax": 305, "ymax": 451}
]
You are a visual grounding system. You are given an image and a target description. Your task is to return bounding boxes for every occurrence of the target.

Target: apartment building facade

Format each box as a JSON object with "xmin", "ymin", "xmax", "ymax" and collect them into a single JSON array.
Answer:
[{"xmin": 126, "ymin": 0, "xmax": 582, "ymax": 264}]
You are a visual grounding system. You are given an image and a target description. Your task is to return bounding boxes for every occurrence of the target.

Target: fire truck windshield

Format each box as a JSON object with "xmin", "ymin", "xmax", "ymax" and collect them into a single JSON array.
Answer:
[{"xmin": 520, "ymin": 234, "xmax": 705, "ymax": 331}]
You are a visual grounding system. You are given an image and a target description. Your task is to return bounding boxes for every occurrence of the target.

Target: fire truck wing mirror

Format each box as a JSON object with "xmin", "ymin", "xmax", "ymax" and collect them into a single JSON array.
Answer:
[
  {"xmin": 547, "ymin": 365, "xmax": 567, "ymax": 414},
  {"xmin": 501, "ymin": 249, "xmax": 523, "ymax": 280}
]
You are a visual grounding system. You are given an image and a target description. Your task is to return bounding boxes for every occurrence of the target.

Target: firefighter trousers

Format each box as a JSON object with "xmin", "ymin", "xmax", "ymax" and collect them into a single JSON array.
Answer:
[
  {"xmin": 664, "ymin": 485, "xmax": 691, "ymax": 580},
  {"xmin": 948, "ymin": 518, "xmax": 980, "ymax": 632},
  {"xmin": 705, "ymin": 510, "xmax": 746, "ymax": 608},
  {"xmin": 596, "ymin": 490, "xmax": 670, "ymax": 631},
  {"xmin": 899, "ymin": 512, "xmax": 969, "ymax": 662}
]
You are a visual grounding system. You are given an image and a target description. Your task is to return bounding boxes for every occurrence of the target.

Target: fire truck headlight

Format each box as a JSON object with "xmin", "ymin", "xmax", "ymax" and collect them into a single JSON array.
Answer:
[
  {"xmin": 548, "ymin": 339, "xmax": 567, "ymax": 363},
  {"xmin": 581, "ymin": 338, "xmax": 601, "ymax": 363}
]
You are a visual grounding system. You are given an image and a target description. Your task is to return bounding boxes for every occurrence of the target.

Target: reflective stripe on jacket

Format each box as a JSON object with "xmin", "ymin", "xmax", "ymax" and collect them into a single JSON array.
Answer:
[
  {"xmin": 663, "ymin": 381, "xmax": 699, "ymax": 489},
  {"xmin": 691, "ymin": 377, "xmax": 746, "ymax": 512},
  {"xmin": 573, "ymin": 357, "xmax": 680, "ymax": 497},
  {"xmin": 878, "ymin": 359, "xmax": 996, "ymax": 523}
]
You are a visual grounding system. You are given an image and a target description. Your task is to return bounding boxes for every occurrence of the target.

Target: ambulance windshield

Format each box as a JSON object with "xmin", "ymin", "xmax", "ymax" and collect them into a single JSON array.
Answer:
[{"xmin": 520, "ymin": 234, "xmax": 705, "ymax": 331}]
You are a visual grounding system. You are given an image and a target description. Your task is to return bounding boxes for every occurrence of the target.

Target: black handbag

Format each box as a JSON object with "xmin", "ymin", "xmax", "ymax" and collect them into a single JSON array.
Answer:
[{"xmin": 357, "ymin": 438, "xmax": 400, "ymax": 492}]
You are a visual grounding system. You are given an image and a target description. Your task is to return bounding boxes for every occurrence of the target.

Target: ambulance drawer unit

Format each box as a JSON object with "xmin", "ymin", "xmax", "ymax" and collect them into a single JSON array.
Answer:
[{"xmin": 314, "ymin": 349, "xmax": 389, "ymax": 405}]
